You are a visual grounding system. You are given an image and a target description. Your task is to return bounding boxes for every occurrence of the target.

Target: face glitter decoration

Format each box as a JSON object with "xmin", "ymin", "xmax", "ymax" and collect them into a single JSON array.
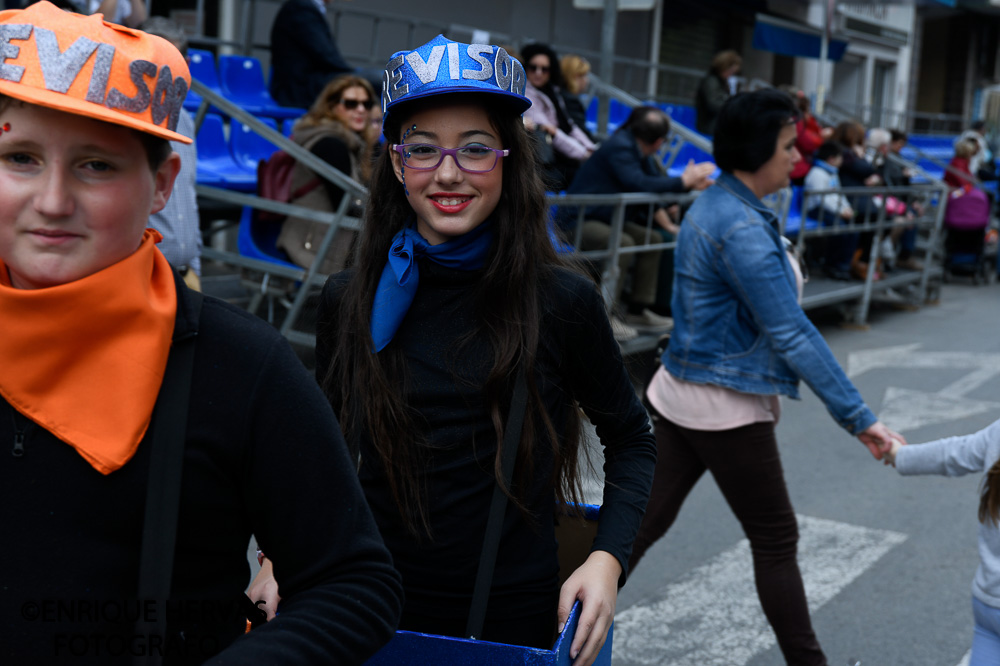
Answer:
[
  {"xmin": 380, "ymin": 34, "xmax": 530, "ymax": 137},
  {"xmin": 401, "ymin": 123, "xmax": 416, "ymax": 195}
]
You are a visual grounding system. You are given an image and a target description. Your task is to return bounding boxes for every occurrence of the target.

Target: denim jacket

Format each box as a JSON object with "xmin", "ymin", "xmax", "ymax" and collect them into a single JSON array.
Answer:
[{"xmin": 665, "ymin": 172, "xmax": 876, "ymax": 435}]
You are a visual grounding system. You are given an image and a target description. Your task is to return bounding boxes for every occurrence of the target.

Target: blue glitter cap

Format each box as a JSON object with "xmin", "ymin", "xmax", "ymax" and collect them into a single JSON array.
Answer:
[{"xmin": 381, "ymin": 34, "xmax": 530, "ymax": 132}]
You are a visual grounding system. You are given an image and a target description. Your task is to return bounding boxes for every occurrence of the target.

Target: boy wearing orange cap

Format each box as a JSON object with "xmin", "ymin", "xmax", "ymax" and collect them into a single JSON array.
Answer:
[{"xmin": 0, "ymin": 3, "xmax": 402, "ymax": 663}]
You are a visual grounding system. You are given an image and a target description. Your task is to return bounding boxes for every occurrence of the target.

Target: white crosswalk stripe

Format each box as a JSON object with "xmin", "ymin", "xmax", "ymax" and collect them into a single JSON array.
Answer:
[{"xmin": 613, "ymin": 515, "xmax": 907, "ymax": 665}]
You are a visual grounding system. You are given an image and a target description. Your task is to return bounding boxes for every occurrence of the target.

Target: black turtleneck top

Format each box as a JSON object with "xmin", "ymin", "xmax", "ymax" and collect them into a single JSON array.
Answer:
[{"xmin": 315, "ymin": 259, "xmax": 656, "ymax": 634}]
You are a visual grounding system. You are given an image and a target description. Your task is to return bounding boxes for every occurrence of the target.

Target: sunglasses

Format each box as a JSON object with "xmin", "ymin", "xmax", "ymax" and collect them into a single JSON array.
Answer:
[
  {"xmin": 527, "ymin": 64, "xmax": 550, "ymax": 73},
  {"xmin": 339, "ymin": 98, "xmax": 374, "ymax": 110}
]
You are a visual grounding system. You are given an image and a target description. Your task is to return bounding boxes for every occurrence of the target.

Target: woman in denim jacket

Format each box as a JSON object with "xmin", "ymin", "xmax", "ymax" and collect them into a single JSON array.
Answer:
[{"xmin": 630, "ymin": 90, "xmax": 905, "ymax": 666}]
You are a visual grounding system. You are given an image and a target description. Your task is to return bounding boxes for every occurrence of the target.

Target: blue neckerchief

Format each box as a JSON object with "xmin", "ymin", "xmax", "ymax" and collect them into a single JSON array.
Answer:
[{"xmin": 370, "ymin": 220, "xmax": 494, "ymax": 352}]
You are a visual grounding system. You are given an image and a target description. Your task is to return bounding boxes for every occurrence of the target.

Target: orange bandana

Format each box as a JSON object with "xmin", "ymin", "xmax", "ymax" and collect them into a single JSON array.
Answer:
[{"xmin": 0, "ymin": 229, "xmax": 177, "ymax": 474}]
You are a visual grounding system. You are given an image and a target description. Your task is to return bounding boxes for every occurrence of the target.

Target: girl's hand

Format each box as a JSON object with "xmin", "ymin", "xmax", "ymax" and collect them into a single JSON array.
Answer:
[
  {"xmin": 246, "ymin": 558, "xmax": 281, "ymax": 621},
  {"xmin": 557, "ymin": 550, "xmax": 621, "ymax": 666},
  {"xmin": 858, "ymin": 421, "xmax": 906, "ymax": 460},
  {"xmin": 883, "ymin": 438, "xmax": 904, "ymax": 467}
]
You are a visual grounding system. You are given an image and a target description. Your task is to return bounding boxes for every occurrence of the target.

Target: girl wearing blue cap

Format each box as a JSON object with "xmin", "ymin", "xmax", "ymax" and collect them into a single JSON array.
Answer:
[{"xmin": 253, "ymin": 35, "xmax": 656, "ymax": 665}]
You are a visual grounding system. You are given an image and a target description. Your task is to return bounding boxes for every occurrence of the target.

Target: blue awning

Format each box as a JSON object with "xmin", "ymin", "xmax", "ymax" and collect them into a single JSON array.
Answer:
[{"xmin": 753, "ymin": 14, "xmax": 848, "ymax": 62}]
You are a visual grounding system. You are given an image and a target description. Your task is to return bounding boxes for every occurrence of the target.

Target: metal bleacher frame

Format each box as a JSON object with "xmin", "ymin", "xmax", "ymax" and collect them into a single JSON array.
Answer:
[
  {"xmin": 191, "ymin": 80, "xmax": 364, "ymax": 348},
  {"xmin": 774, "ymin": 176, "xmax": 949, "ymax": 326}
]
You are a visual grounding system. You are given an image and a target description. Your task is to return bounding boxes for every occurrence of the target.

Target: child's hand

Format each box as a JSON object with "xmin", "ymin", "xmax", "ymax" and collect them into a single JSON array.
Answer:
[{"xmin": 883, "ymin": 438, "xmax": 903, "ymax": 467}]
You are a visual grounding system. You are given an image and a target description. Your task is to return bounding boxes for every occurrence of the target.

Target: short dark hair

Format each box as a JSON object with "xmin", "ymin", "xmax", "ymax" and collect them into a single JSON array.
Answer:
[
  {"xmin": 815, "ymin": 141, "xmax": 843, "ymax": 163},
  {"xmin": 890, "ymin": 129, "xmax": 908, "ymax": 144},
  {"xmin": 624, "ymin": 106, "xmax": 670, "ymax": 144},
  {"xmin": 972, "ymin": 119, "xmax": 987, "ymax": 132},
  {"xmin": 712, "ymin": 89, "xmax": 798, "ymax": 173}
]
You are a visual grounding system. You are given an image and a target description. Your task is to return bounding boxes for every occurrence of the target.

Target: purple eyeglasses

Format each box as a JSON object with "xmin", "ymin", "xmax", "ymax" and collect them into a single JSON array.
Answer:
[{"xmin": 391, "ymin": 143, "xmax": 509, "ymax": 173}]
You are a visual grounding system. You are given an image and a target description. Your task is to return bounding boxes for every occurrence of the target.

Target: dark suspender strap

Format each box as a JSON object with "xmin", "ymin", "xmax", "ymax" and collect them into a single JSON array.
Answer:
[
  {"xmin": 465, "ymin": 368, "xmax": 528, "ymax": 640},
  {"xmin": 134, "ymin": 290, "xmax": 202, "ymax": 666}
]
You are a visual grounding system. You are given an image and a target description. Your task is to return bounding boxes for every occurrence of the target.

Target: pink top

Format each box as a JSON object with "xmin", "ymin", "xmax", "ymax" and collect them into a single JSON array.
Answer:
[
  {"xmin": 646, "ymin": 248, "xmax": 804, "ymax": 431},
  {"xmin": 524, "ymin": 82, "xmax": 595, "ymax": 161}
]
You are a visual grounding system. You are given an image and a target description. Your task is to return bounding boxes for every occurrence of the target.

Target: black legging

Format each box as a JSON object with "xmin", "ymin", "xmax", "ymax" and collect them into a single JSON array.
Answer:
[{"xmin": 630, "ymin": 416, "xmax": 828, "ymax": 666}]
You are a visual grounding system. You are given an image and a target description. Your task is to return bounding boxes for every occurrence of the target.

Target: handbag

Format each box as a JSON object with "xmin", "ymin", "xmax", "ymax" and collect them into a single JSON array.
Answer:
[{"xmin": 640, "ymin": 332, "xmax": 672, "ymax": 420}]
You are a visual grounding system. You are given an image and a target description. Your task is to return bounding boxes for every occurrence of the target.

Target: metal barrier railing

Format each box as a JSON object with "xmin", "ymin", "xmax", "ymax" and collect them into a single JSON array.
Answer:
[
  {"xmin": 587, "ymin": 76, "xmax": 712, "ymax": 160},
  {"xmin": 189, "ymin": 80, "xmax": 364, "ymax": 346},
  {"xmin": 770, "ymin": 180, "xmax": 949, "ymax": 325}
]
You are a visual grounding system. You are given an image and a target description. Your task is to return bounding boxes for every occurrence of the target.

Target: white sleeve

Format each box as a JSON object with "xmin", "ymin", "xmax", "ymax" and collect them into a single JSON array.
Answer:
[{"xmin": 896, "ymin": 418, "xmax": 1000, "ymax": 477}]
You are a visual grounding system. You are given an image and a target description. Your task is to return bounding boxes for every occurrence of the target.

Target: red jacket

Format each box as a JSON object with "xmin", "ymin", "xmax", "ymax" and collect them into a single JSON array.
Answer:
[
  {"xmin": 944, "ymin": 156, "xmax": 975, "ymax": 190},
  {"xmin": 791, "ymin": 114, "xmax": 823, "ymax": 181}
]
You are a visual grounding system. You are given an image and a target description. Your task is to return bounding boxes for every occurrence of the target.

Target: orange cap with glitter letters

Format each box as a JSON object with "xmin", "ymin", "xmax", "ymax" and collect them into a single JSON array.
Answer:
[{"xmin": 0, "ymin": 1, "xmax": 192, "ymax": 143}]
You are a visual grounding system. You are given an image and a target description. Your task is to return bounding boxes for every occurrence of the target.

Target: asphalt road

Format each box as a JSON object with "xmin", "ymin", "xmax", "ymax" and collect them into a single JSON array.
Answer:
[{"xmin": 602, "ymin": 282, "xmax": 1000, "ymax": 666}]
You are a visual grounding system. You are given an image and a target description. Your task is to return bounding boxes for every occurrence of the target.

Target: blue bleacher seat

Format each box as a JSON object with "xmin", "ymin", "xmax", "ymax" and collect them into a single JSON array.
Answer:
[
  {"xmin": 218, "ymin": 55, "xmax": 305, "ymax": 120},
  {"xmin": 782, "ymin": 186, "xmax": 821, "ymax": 237},
  {"xmin": 608, "ymin": 98, "xmax": 630, "ymax": 133},
  {"xmin": 184, "ymin": 49, "xmax": 224, "ymax": 113},
  {"xmin": 237, "ymin": 206, "xmax": 301, "ymax": 269},
  {"xmin": 584, "ymin": 96, "xmax": 598, "ymax": 135},
  {"xmin": 282, "ymin": 118, "xmax": 298, "ymax": 137},
  {"xmin": 231, "ymin": 117, "xmax": 281, "ymax": 176},
  {"xmin": 195, "ymin": 113, "xmax": 257, "ymax": 191}
]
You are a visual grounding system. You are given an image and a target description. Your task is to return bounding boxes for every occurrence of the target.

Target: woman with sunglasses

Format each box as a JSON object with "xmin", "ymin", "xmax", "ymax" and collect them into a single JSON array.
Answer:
[
  {"xmin": 521, "ymin": 42, "xmax": 596, "ymax": 190},
  {"xmin": 252, "ymin": 34, "xmax": 655, "ymax": 665},
  {"xmin": 277, "ymin": 74, "xmax": 377, "ymax": 273}
]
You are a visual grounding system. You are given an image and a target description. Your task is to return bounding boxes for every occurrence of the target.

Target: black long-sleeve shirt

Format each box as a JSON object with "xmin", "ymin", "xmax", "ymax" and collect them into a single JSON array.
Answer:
[
  {"xmin": 269, "ymin": 0, "xmax": 352, "ymax": 109},
  {"xmin": 316, "ymin": 261, "xmax": 656, "ymax": 626},
  {"xmin": 1, "ymin": 275, "xmax": 403, "ymax": 664}
]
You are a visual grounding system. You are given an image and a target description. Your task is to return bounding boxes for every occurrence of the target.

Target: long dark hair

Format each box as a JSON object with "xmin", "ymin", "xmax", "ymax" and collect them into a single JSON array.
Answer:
[
  {"xmin": 521, "ymin": 42, "xmax": 574, "ymax": 135},
  {"xmin": 980, "ymin": 459, "xmax": 1000, "ymax": 526},
  {"xmin": 322, "ymin": 92, "xmax": 585, "ymax": 537}
]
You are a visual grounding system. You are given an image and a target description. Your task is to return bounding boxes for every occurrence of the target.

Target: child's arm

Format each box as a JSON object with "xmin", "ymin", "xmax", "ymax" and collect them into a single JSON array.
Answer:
[{"xmin": 895, "ymin": 418, "xmax": 1000, "ymax": 477}]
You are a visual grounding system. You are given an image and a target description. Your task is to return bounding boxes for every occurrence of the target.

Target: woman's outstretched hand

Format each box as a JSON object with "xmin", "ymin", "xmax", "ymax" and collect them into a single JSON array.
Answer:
[
  {"xmin": 557, "ymin": 550, "xmax": 621, "ymax": 666},
  {"xmin": 858, "ymin": 420, "xmax": 906, "ymax": 461},
  {"xmin": 246, "ymin": 558, "xmax": 281, "ymax": 621}
]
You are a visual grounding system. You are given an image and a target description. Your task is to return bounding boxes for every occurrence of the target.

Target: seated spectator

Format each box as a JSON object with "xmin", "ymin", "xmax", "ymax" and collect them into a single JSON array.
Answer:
[
  {"xmin": 831, "ymin": 120, "xmax": 882, "ymax": 279},
  {"xmin": 880, "ymin": 129, "xmax": 922, "ymax": 271},
  {"xmin": 0, "ymin": 4, "xmax": 402, "ymax": 662},
  {"xmin": 945, "ymin": 138, "xmax": 979, "ymax": 191},
  {"xmin": 140, "ymin": 16, "xmax": 202, "ymax": 290},
  {"xmin": 521, "ymin": 42, "xmax": 596, "ymax": 190},
  {"xmin": 866, "ymin": 127, "xmax": 891, "ymax": 167},
  {"xmin": 270, "ymin": 0, "xmax": 352, "ymax": 109},
  {"xmin": 559, "ymin": 54, "xmax": 596, "ymax": 143},
  {"xmin": 564, "ymin": 106, "xmax": 714, "ymax": 336},
  {"xmin": 789, "ymin": 92, "xmax": 825, "ymax": 185},
  {"xmin": 79, "ymin": 0, "xmax": 146, "ymax": 27},
  {"xmin": 694, "ymin": 50, "xmax": 740, "ymax": 136},
  {"xmin": 959, "ymin": 120, "xmax": 996, "ymax": 181},
  {"xmin": 882, "ymin": 129, "xmax": 915, "ymax": 188},
  {"xmin": 277, "ymin": 75, "xmax": 377, "ymax": 274},
  {"xmin": 805, "ymin": 142, "xmax": 856, "ymax": 280}
]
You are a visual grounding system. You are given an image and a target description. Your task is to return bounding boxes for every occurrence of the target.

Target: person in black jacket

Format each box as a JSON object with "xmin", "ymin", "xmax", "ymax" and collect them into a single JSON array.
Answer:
[
  {"xmin": 0, "ymin": 4, "xmax": 402, "ymax": 663},
  {"xmin": 252, "ymin": 34, "xmax": 657, "ymax": 666},
  {"xmin": 694, "ymin": 50, "xmax": 741, "ymax": 136},
  {"xmin": 269, "ymin": 0, "xmax": 353, "ymax": 109},
  {"xmin": 564, "ymin": 106, "xmax": 714, "ymax": 328}
]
